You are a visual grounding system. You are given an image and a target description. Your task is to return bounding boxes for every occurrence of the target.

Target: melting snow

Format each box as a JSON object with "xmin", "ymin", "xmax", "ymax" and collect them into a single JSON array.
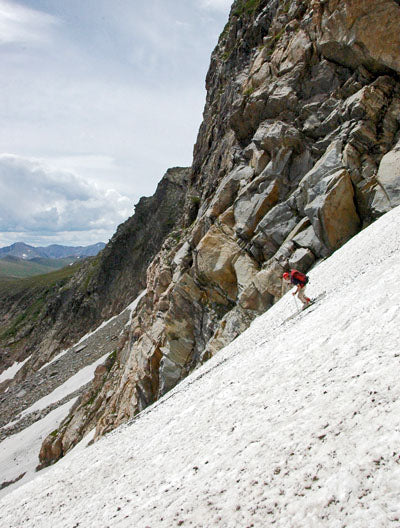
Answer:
[
  {"xmin": 18, "ymin": 353, "xmax": 110, "ymax": 420},
  {"xmin": 126, "ymin": 289, "xmax": 147, "ymax": 327},
  {"xmin": 0, "ymin": 356, "xmax": 31, "ymax": 384},
  {"xmin": 38, "ymin": 349, "xmax": 68, "ymax": 372},
  {"xmin": 1, "ymin": 207, "xmax": 400, "ymax": 526},
  {"xmin": 38, "ymin": 290, "xmax": 145, "ymax": 372},
  {"xmin": 0, "ymin": 399, "xmax": 78, "ymax": 499}
]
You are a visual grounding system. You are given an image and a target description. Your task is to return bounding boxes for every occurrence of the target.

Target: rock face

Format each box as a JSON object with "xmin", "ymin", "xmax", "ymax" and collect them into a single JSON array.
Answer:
[
  {"xmin": 2, "ymin": 0, "xmax": 399, "ymax": 468},
  {"xmin": 316, "ymin": 0, "xmax": 400, "ymax": 74}
]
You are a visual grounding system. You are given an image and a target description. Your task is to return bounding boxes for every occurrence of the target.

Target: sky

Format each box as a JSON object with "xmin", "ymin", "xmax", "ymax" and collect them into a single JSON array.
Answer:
[
  {"xmin": 1, "ymin": 205, "xmax": 399, "ymax": 523},
  {"xmin": 0, "ymin": 0, "xmax": 232, "ymax": 247}
]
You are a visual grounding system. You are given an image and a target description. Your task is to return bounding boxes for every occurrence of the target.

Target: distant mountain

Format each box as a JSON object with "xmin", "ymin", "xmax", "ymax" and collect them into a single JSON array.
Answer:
[
  {"xmin": 0, "ymin": 242, "xmax": 41, "ymax": 260},
  {"xmin": 0, "ymin": 242, "xmax": 106, "ymax": 260}
]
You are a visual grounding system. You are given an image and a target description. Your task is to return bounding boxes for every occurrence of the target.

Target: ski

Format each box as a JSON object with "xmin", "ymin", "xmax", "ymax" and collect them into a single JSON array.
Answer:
[{"xmin": 281, "ymin": 292, "xmax": 326, "ymax": 325}]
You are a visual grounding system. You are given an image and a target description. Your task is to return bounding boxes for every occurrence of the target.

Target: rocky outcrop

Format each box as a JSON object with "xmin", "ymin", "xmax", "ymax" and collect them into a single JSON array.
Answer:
[
  {"xmin": 16, "ymin": 0, "xmax": 400, "ymax": 466},
  {"xmin": 372, "ymin": 138, "xmax": 400, "ymax": 213},
  {"xmin": 315, "ymin": 0, "xmax": 400, "ymax": 74}
]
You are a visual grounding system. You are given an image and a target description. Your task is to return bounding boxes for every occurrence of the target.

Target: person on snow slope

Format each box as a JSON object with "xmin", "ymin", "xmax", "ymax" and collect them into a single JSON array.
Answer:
[{"xmin": 283, "ymin": 269, "xmax": 311, "ymax": 308}]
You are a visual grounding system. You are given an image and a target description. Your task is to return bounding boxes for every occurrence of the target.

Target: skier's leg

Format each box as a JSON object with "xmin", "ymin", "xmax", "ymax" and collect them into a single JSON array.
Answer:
[{"xmin": 298, "ymin": 286, "xmax": 310, "ymax": 306}]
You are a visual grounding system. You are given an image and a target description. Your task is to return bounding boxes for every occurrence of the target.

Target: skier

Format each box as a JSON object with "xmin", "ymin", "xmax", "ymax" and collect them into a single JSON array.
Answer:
[{"xmin": 282, "ymin": 269, "xmax": 311, "ymax": 308}]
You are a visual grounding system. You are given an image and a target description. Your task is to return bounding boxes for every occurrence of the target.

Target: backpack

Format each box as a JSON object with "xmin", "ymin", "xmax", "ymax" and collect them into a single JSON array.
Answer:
[{"xmin": 291, "ymin": 269, "xmax": 309, "ymax": 286}]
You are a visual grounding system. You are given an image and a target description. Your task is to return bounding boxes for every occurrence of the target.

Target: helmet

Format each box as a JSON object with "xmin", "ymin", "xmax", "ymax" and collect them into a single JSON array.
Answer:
[{"xmin": 283, "ymin": 272, "xmax": 290, "ymax": 280}]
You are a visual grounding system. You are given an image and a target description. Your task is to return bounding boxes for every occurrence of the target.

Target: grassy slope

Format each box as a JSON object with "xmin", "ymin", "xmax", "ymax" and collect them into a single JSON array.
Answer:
[
  {"xmin": 0, "ymin": 262, "xmax": 84, "ymax": 342},
  {"xmin": 0, "ymin": 257, "xmax": 78, "ymax": 279},
  {"xmin": 0, "ymin": 261, "xmax": 82, "ymax": 296}
]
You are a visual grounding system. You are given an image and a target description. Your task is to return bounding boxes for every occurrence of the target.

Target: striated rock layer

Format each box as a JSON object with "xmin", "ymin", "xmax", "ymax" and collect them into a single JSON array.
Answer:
[{"xmin": 7, "ymin": 0, "xmax": 400, "ymax": 466}]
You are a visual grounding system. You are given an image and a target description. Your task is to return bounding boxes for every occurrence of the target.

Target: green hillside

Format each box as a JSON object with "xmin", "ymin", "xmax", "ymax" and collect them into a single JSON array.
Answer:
[
  {"xmin": 0, "ymin": 261, "xmax": 85, "ymax": 343},
  {"xmin": 0, "ymin": 256, "xmax": 78, "ymax": 279}
]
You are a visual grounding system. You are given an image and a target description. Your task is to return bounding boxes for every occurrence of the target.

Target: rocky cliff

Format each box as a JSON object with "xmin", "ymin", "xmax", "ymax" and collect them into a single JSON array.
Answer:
[{"xmin": 2, "ymin": 0, "xmax": 400, "ymax": 469}]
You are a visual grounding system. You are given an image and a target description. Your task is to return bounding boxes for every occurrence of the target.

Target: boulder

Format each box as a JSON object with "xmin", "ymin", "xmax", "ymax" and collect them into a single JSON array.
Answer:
[
  {"xmin": 234, "ymin": 178, "xmax": 280, "ymax": 239},
  {"xmin": 196, "ymin": 226, "xmax": 240, "ymax": 302},
  {"xmin": 296, "ymin": 140, "xmax": 344, "ymax": 213},
  {"xmin": 317, "ymin": 0, "xmax": 400, "ymax": 74},
  {"xmin": 304, "ymin": 169, "xmax": 360, "ymax": 252},
  {"xmin": 191, "ymin": 216, "xmax": 212, "ymax": 248},
  {"xmin": 172, "ymin": 242, "xmax": 192, "ymax": 270},
  {"xmin": 163, "ymin": 273, "xmax": 202, "ymax": 369},
  {"xmin": 252, "ymin": 120, "xmax": 302, "ymax": 155},
  {"xmin": 158, "ymin": 355, "xmax": 182, "ymax": 396},
  {"xmin": 292, "ymin": 224, "xmax": 324, "ymax": 257},
  {"xmin": 232, "ymin": 253, "xmax": 259, "ymax": 295},
  {"xmin": 371, "ymin": 142, "xmax": 400, "ymax": 214},
  {"xmin": 264, "ymin": 85, "xmax": 299, "ymax": 118},
  {"xmin": 252, "ymin": 262, "xmax": 284, "ymax": 299},
  {"xmin": 203, "ymin": 305, "xmax": 258, "ymax": 359},
  {"xmin": 207, "ymin": 165, "xmax": 254, "ymax": 219},
  {"xmin": 344, "ymin": 78, "xmax": 393, "ymax": 123},
  {"xmin": 153, "ymin": 268, "xmax": 172, "ymax": 298},
  {"xmin": 238, "ymin": 282, "xmax": 273, "ymax": 313},
  {"xmin": 253, "ymin": 201, "xmax": 300, "ymax": 260},
  {"xmin": 274, "ymin": 29, "xmax": 312, "ymax": 75},
  {"xmin": 244, "ymin": 143, "xmax": 270, "ymax": 175},
  {"xmin": 289, "ymin": 150, "xmax": 314, "ymax": 184},
  {"xmin": 260, "ymin": 146, "xmax": 294, "ymax": 181},
  {"xmin": 38, "ymin": 434, "xmax": 63, "ymax": 469},
  {"xmin": 284, "ymin": 216, "xmax": 311, "ymax": 242},
  {"xmin": 289, "ymin": 248, "xmax": 315, "ymax": 272}
]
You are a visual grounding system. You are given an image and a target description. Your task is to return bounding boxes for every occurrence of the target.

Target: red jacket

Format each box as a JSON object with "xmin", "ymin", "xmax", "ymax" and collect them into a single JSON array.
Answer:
[{"xmin": 290, "ymin": 269, "xmax": 308, "ymax": 287}]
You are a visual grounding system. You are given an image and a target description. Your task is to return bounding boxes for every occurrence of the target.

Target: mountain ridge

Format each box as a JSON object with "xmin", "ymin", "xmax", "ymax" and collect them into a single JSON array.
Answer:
[{"xmin": 0, "ymin": 242, "xmax": 106, "ymax": 260}]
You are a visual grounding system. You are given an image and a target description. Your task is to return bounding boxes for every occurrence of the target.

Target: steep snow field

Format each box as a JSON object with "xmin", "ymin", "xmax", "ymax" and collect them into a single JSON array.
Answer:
[
  {"xmin": 1, "ymin": 207, "xmax": 400, "ymax": 527},
  {"xmin": 0, "ymin": 399, "xmax": 78, "ymax": 499},
  {"xmin": 0, "ymin": 352, "xmax": 109, "ymax": 498}
]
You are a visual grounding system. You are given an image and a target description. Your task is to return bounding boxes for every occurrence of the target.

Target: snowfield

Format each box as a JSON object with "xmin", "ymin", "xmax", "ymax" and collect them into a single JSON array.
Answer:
[
  {"xmin": 0, "ymin": 399, "xmax": 78, "ymax": 500},
  {"xmin": 1, "ymin": 206, "xmax": 400, "ymax": 527}
]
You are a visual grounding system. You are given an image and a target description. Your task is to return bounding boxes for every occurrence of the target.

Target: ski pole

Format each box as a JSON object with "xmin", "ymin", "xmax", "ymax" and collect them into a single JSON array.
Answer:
[{"xmin": 293, "ymin": 292, "xmax": 299, "ymax": 311}]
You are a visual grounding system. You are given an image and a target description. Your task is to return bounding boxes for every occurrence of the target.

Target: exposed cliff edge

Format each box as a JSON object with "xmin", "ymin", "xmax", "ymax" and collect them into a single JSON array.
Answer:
[{"xmin": 1, "ymin": 0, "xmax": 400, "ymax": 470}]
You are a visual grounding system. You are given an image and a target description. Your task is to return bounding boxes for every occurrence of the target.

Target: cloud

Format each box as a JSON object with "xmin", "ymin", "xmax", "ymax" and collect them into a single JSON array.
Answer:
[
  {"xmin": 0, "ymin": 154, "xmax": 132, "ymax": 245},
  {"xmin": 0, "ymin": 1, "xmax": 231, "ymax": 246},
  {"xmin": 0, "ymin": 0, "xmax": 58, "ymax": 46},
  {"xmin": 198, "ymin": 0, "xmax": 232, "ymax": 12}
]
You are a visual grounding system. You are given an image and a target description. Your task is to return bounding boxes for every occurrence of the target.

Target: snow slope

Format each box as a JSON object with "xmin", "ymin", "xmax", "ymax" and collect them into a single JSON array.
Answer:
[
  {"xmin": 0, "ymin": 399, "xmax": 78, "ymax": 499},
  {"xmin": 0, "ymin": 352, "xmax": 109, "ymax": 497},
  {"xmin": 1, "ymin": 207, "xmax": 400, "ymax": 527}
]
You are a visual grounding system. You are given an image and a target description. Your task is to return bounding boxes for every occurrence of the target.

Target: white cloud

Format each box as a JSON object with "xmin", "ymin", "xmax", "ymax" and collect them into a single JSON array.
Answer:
[
  {"xmin": 0, "ymin": 1, "xmax": 231, "ymax": 246},
  {"xmin": 199, "ymin": 0, "xmax": 232, "ymax": 12},
  {"xmin": 0, "ymin": 154, "xmax": 132, "ymax": 245},
  {"xmin": 0, "ymin": 0, "xmax": 58, "ymax": 46}
]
